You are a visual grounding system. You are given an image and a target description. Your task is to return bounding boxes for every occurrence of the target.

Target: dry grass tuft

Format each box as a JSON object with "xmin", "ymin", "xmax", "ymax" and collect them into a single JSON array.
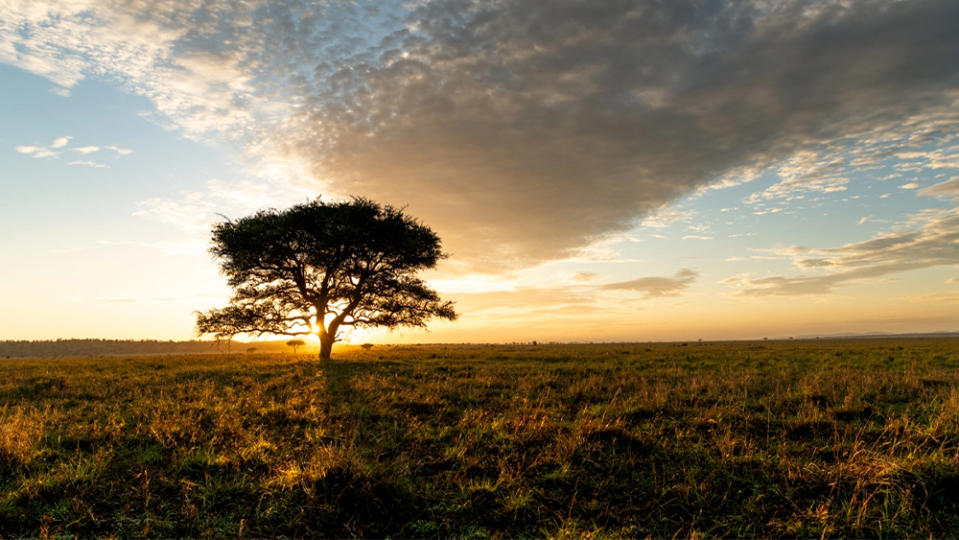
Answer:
[{"xmin": 0, "ymin": 406, "xmax": 47, "ymax": 464}]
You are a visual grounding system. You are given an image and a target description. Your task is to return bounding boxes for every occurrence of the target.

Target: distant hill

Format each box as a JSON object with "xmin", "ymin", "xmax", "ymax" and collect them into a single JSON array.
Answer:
[
  {"xmin": 0, "ymin": 339, "xmax": 304, "ymax": 358},
  {"xmin": 795, "ymin": 331, "xmax": 959, "ymax": 340}
]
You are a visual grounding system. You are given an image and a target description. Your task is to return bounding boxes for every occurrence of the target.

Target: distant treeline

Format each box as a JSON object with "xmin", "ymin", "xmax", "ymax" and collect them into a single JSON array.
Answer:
[{"xmin": 0, "ymin": 339, "xmax": 296, "ymax": 358}]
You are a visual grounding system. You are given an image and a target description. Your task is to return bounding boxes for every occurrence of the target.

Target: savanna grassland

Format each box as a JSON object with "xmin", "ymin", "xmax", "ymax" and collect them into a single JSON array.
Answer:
[{"xmin": 3, "ymin": 340, "xmax": 959, "ymax": 537}]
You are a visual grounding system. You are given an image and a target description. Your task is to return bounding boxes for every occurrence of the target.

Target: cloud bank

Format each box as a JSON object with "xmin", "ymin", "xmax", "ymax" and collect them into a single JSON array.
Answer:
[
  {"xmin": 3, "ymin": 0, "xmax": 958, "ymax": 271},
  {"xmin": 287, "ymin": 0, "xmax": 959, "ymax": 268}
]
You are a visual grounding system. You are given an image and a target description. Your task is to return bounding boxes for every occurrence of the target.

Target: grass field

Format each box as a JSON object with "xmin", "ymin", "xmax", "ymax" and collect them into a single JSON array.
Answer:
[{"xmin": 3, "ymin": 339, "xmax": 959, "ymax": 537}]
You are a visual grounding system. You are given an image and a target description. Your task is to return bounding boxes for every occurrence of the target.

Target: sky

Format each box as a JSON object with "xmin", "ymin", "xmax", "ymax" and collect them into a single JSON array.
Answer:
[{"xmin": 1, "ymin": 0, "xmax": 958, "ymax": 344}]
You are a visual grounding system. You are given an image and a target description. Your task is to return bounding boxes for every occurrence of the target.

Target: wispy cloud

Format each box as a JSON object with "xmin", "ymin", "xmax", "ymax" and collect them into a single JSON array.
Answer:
[
  {"xmin": 703, "ymin": 165, "xmax": 763, "ymax": 191},
  {"xmin": 747, "ymin": 151, "xmax": 849, "ymax": 203},
  {"xmin": 15, "ymin": 140, "xmax": 61, "ymax": 159},
  {"xmin": 919, "ymin": 177, "xmax": 959, "ymax": 199},
  {"xmin": 641, "ymin": 208, "xmax": 695, "ymax": 229},
  {"xmin": 603, "ymin": 269, "xmax": 698, "ymax": 298},
  {"xmin": 105, "ymin": 145, "xmax": 132, "ymax": 156},
  {"xmin": 570, "ymin": 272, "xmax": 598, "ymax": 282},
  {"xmin": 0, "ymin": 1, "xmax": 260, "ymax": 138},
  {"xmin": 67, "ymin": 160, "xmax": 108, "ymax": 168},
  {"xmin": 14, "ymin": 136, "xmax": 130, "ymax": 164},
  {"xmin": 896, "ymin": 149, "xmax": 959, "ymax": 170},
  {"xmin": 133, "ymin": 178, "xmax": 316, "ymax": 234},
  {"xmin": 446, "ymin": 267, "xmax": 698, "ymax": 324},
  {"xmin": 50, "ymin": 136, "xmax": 72, "ymax": 148},
  {"xmin": 728, "ymin": 208, "xmax": 959, "ymax": 296}
]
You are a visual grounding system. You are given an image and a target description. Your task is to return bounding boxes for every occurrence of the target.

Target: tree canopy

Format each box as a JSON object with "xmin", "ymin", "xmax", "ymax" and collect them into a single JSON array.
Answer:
[{"xmin": 196, "ymin": 198, "xmax": 457, "ymax": 359}]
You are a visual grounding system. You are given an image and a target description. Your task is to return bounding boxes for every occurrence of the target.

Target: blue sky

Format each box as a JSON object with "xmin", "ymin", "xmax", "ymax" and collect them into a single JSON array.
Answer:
[{"xmin": 1, "ymin": 0, "xmax": 958, "ymax": 342}]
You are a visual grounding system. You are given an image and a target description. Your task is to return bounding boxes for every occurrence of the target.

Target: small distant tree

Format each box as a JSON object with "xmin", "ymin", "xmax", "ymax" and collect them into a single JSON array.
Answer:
[
  {"xmin": 196, "ymin": 197, "xmax": 457, "ymax": 360},
  {"xmin": 287, "ymin": 339, "xmax": 305, "ymax": 354},
  {"xmin": 360, "ymin": 343, "xmax": 374, "ymax": 351}
]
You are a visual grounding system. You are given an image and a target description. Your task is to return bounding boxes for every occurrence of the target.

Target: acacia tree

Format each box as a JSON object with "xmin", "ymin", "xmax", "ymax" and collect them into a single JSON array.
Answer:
[
  {"xmin": 286, "ymin": 339, "xmax": 305, "ymax": 354},
  {"xmin": 196, "ymin": 198, "xmax": 457, "ymax": 359}
]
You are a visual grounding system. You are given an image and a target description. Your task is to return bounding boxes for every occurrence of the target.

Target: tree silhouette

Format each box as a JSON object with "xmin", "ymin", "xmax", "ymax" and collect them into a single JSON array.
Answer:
[
  {"xmin": 196, "ymin": 198, "xmax": 457, "ymax": 359},
  {"xmin": 286, "ymin": 339, "xmax": 305, "ymax": 354}
]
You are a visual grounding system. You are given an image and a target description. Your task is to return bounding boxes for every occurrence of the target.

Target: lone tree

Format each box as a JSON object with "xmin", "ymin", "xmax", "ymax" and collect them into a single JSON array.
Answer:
[
  {"xmin": 286, "ymin": 339, "xmax": 305, "ymax": 354},
  {"xmin": 196, "ymin": 198, "xmax": 457, "ymax": 359}
]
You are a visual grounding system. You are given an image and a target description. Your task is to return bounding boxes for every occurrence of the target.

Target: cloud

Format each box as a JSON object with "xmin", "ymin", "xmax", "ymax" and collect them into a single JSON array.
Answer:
[
  {"xmin": 448, "ymin": 267, "xmax": 697, "ymax": 322},
  {"xmin": 570, "ymin": 272, "xmax": 597, "ymax": 282},
  {"xmin": 641, "ymin": 208, "xmax": 695, "ymax": 229},
  {"xmin": 3, "ymin": 0, "xmax": 958, "ymax": 271},
  {"xmin": 14, "ymin": 136, "xmax": 130, "ymax": 163},
  {"xmin": 0, "ymin": 0, "xmax": 260, "ymax": 138},
  {"xmin": 133, "ymin": 192, "xmax": 219, "ymax": 234},
  {"xmin": 14, "ymin": 144, "xmax": 57, "ymax": 158},
  {"xmin": 602, "ymin": 269, "xmax": 697, "ymax": 298},
  {"xmin": 67, "ymin": 160, "xmax": 109, "ymax": 168},
  {"xmin": 899, "ymin": 182, "xmax": 920, "ymax": 190},
  {"xmin": 105, "ymin": 145, "xmax": 132, "ymax": 156},
  {"xmin": 730, "ymin": 208, "xmax": 959, "ymax": 295},
  {"xmin": 896, "ymin": 149, "xmax": 959, "ymax": 170},
  {"xmin": 919, "ymin": 177, "xmax": 959, "ymax": 199},
  {"xmin": 747, "ymin": 150, "xmax": 849, "ymax": 202},
  {"xmin": 704, "ymin": 165, "xmax": 764, "ymax": 191},
  {"xmin": 50, "ymin": 136, "xmax": 72, "ymax": 148},
  {"xmin": 133, "ymin": 177, "xmax": 317, "ymax": 234},
  {"xmin": 282, "ymin": 0, "xmax": 959, "ymax": 268}
]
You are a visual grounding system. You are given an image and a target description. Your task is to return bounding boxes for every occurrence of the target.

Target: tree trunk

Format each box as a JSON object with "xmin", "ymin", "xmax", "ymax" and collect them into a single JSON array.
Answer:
[{"xmin": 319, "ymin": 333, "xmax": 334, "ymax": 360}]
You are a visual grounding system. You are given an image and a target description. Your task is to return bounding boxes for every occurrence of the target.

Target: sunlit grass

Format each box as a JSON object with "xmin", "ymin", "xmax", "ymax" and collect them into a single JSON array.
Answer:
[{"xmin": 2, "ymin": 340, "xmax": 959, "ymax": 536}]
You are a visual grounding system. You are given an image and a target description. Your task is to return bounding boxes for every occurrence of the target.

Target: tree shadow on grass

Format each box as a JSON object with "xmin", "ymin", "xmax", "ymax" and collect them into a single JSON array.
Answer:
[{"xmin": 288, "ymin": 358, "xmax": 425, "ymax": 537}]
